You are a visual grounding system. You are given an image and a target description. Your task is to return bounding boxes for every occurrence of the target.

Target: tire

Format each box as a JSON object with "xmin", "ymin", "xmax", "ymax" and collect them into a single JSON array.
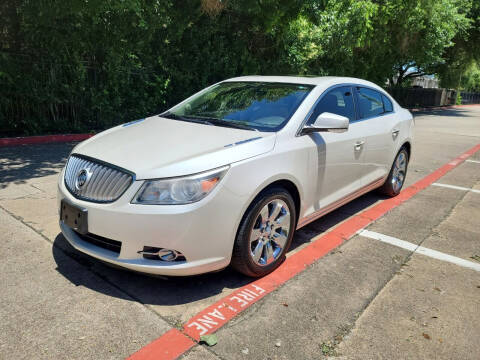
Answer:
[
  {"xmin": 231, "ymin": 187, "xmax": 296, "ymax": 277},
  {"xmin": 378, "ymin": 147, "xmax": 409, "ymax": 197}
]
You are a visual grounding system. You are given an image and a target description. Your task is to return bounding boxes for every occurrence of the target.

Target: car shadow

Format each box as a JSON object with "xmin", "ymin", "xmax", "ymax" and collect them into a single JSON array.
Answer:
[
  {"xmin": 290, "ymin": 191, "xmax": 384, "ymax": 251},
  {"xmin": 52, "ymin": 233, "xmax": 252, "ymax": 306},
  {"xmin": 52, "ymin": 190, "xmax": 386, "ymax": 306}
]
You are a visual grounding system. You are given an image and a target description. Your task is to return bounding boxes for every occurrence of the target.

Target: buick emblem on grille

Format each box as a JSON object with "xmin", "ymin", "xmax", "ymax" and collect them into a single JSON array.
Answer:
[{"xmin": 75, "ymin": 168, "xmax": 92, "ymax": 190}]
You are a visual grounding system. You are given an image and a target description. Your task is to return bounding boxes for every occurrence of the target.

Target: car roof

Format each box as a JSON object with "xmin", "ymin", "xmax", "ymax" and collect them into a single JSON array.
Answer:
[{"xmin": 223, "ymin": 75, "xmax": 383, "ymax": 89}]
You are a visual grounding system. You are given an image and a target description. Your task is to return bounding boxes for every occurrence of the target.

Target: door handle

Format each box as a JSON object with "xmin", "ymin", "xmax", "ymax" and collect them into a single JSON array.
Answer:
[
  {"xmin": 354, "ymin": 141, "xmax": 365, "ymax": 151},
  {"xmin": 392, "ymin": 129, "xmax": 400, "ymax": 137}
]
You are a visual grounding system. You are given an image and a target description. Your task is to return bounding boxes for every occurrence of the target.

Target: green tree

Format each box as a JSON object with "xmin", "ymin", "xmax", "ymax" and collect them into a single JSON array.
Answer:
[
  {"xmin": 437, "ymin": 0, "xmax": 480, "ymax": 88},
  {"xmin": 377, "ymin": 0, "xmax": 471, "ymax": 86},
  {"xmin": 281, "ymin": 0, "xmax": 377, "ymax": 77},
  {"xmin": 279, "ymin": 0, "xmax": 471, "ymax": 86},
  {"xmin": 459, "ymin": 62, "xmax": 480, "ymax": 91},
  {"xmin": 0, "ymin": 0, "xmax": 478, "ymax": 137},
  {"xmin": 1, "ymin": 0, "xmax": 174, "ymax": 135}
]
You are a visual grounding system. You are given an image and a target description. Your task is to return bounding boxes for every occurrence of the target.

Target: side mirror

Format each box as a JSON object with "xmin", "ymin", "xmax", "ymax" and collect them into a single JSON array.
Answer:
[{"xmin": 301, "ymin": 112, "xmax": 349, "ymax": 135}]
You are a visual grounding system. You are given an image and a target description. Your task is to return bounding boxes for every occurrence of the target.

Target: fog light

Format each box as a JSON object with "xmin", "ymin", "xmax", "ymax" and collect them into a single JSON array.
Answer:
[
  {"xmin": 138, "ymin": 246, "xmax": 185, "ymax": 261},
  {"xmin": 159, "ymin": 250, "xmax": 178, "ymax": 261}
]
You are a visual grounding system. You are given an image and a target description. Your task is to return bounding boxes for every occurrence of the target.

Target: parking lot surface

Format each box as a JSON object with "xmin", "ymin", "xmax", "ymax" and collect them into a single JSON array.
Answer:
[{"xmin": 1, "ymin": 106, "xmax": 479, "ymax": 360}]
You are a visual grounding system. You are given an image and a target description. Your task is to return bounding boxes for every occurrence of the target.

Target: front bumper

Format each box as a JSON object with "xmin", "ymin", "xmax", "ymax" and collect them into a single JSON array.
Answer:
[
  {"xmin": 60, "ymin": 222, "xmax": 229, "ymax": 275},
  {"xmin": 57, "ymin": 169, "xmax": 242, "ymax": 276}
]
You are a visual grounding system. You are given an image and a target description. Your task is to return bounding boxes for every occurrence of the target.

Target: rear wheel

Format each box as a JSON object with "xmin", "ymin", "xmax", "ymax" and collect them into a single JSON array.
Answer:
[
  {"xmin": 378, "ymin": 148, "xmax": 409, "ymax": 197},
  {"xmin": 231, "ymin": 187, "xmax": 296, "ymax": 277}
]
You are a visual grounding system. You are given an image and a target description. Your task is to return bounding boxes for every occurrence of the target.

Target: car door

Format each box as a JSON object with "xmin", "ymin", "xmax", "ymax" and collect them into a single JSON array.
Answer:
[
  {"xmin": 355, "ymin": 87, "xmax": 400, "ymax": 185},
  {"xmin": 307, "ymin": 86, "xmax": 367, "ymax": 209}
]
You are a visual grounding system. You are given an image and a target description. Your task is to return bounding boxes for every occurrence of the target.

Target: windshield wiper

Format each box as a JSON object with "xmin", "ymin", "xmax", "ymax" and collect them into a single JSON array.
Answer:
[
  {"xmin": 213, "ymin": 119, "xmax": 258, "ymax": 131},
  {"xmin": 161, "ymin": 112, "xmax": 257, "ymax": 131},
  {"xmin": 193, "ymin": 115, "xmax": 258, "ymax": 131},
  {"xmin": 161, "ymin": 112, "xmax": 214, "ymax": 126}
]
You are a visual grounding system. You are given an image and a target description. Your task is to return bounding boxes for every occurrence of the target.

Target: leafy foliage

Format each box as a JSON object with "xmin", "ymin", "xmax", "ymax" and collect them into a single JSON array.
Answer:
[
  {"xmin": 460, "ymin": 62, "xmax": 480, "ymax": 91},
  {"xmin": 437, "ymin": 0, "xmax": 480, "ymax": 89},
  {"xmin": 0, "ymin": 0, "xmax": 478, "ymax": 136},
  {"xmin": 283, "ymin": 0, "xmax": 471, "ymax": 86}
]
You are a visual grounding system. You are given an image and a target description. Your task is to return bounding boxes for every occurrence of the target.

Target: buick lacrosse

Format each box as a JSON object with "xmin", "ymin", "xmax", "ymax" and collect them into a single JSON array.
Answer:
[{"xmin": 58, "ymin": 76, "xmax": 413, "ymax": 277}]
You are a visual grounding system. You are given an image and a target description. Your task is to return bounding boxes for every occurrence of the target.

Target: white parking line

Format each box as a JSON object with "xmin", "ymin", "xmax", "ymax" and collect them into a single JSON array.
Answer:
[
  {"xmin": 432, "ymin": 182, "xmax": 480, "ymax": 194},
  {"xmin": 466, "ymin": 159, "xmax": 480, "ymax": 164},
  {"xmin": 359, "ymin": 229, "xmax": 480, "ymax": 272}
]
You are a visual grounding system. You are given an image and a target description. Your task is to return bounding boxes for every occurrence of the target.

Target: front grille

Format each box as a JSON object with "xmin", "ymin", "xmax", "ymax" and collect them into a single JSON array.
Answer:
[
  {"xmin": 65, "ymin": 155, "xmax": 133, "ymax": 203},
  {"xmin": 76, "ymin": 232, "xmax": 122, "ymax": 254}
]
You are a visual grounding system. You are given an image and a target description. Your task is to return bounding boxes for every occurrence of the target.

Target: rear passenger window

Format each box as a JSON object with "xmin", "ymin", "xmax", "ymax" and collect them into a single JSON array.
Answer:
[
  {"xmin": 382, "ymin": 94, "xmax": 393, "ymax": 112},
  {"xmin": 356, "ymin": 87, "xmax": 384, "ymax": 119},
  {"xmin": 308, "ymin": 86, "xmax": 355, "ymax": 124}
]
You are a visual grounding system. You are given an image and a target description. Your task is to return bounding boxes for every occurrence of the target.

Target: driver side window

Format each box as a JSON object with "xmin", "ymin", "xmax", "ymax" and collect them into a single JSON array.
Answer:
[{"xmin": 307, "ymin": 86, "xmax": 355, "ymax": 125}]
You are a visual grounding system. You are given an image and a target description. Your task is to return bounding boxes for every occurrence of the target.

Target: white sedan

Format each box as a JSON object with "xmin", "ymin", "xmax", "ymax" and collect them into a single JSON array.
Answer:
[{"xmin": 58, "ymin": 76, "xmax": 413, "ymax": 277}]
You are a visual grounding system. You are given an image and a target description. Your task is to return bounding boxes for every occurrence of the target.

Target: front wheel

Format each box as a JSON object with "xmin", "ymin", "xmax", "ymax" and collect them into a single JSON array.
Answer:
[
  {"xmin": 231, "ymin": 187, "xmax": 296, "ymax": 277},
  {"xmin": 378, "ymin": 148, "xmax": 409, "ymax": 197}
]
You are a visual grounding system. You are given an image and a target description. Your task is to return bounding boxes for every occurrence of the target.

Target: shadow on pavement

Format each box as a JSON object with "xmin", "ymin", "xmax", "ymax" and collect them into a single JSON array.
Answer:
[
  {"xmin": 52, "ymin": 233, "xmax": 252, "ymax": 306},
  {"xmin": 413, "ymin": 108, "xmax": 472, "ymax": 117},
  {"xmin": 52, "ymin": 191, "xmax": 384, "ymax": 306},
  {"xmin": 0, "ymin": 142, "xmax": 76, "ymax": 189},
  {"xmin": 291, "ymin": 192, "xmax": 384, "ymax": 251}
]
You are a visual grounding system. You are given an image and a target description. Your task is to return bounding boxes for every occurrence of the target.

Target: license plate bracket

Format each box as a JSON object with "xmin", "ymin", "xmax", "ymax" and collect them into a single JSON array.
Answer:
[{"xmin": 60, "ymin": 200, "xmax": 88, "ymax": 235}]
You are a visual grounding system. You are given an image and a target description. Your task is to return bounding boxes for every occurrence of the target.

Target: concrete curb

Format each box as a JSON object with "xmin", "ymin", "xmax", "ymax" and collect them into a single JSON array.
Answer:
[{"xmin": 0, "ymin": 133, "xmax": 93, "ymax": 147}]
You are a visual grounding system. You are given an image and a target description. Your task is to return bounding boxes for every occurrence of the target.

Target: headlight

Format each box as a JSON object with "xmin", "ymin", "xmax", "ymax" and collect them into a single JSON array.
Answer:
[{"xmin": 132, "ymin": 166, "xmax": 229, "ymax": 205}]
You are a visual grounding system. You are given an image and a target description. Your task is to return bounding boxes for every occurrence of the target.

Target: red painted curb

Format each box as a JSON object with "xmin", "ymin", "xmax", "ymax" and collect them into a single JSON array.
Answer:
[
  {"xmin": 127, "ymin": 329, "xmax": 195, "ymax": 360},
  {"xmin": 127, "ymin": 142, "xmax": 480, "ymax": 360},
  {"xmin": 0, "ymin": 133, "xmax": 93, "ymax": 147}
]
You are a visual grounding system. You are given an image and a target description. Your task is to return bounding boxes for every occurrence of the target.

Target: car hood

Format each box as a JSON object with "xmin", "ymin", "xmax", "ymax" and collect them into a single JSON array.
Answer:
[{"xmin": 72, "ymin": 116, "xmax": 276, "ymax": 179}]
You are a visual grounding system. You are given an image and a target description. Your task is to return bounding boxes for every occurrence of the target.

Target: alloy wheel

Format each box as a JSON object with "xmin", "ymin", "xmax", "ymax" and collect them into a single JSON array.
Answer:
[
  {"xmin": 249, "ymin": 199, "xmax": 291, "ymax": 266},
  {"xmin": 392, "ymin": 151, "xmax": 407, "ymax": 193}
]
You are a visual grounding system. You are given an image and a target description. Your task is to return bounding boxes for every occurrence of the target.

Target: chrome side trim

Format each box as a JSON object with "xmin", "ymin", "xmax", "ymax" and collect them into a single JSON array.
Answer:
[
  {"xmin": 224, "ymin": 136, "xmax": 262, "ymax": 148},
  {"xmin": 297, "ymin": 177, "xmax": 385, "ymax": 229}
]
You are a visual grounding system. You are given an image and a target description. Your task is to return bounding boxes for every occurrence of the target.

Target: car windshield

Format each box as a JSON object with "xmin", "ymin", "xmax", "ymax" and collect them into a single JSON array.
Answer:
[{"xmin": 162, "ymin": 81, "xmax": 314, "ymax": 132}]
